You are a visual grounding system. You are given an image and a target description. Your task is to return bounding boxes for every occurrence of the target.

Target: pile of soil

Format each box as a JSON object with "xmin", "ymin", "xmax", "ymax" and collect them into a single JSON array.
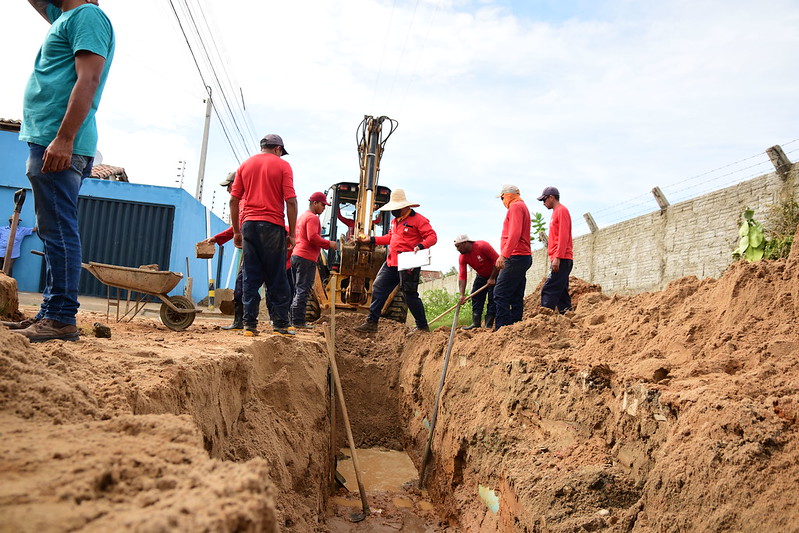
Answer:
[{"xmin": 1, "ymin": 230, "xmax": 797, "ymax": 531}]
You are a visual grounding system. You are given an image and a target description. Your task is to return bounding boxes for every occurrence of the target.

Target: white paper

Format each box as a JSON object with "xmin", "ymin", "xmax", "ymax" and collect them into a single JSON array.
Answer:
[{"xmin": 397, "ymin": 248, "xmax": 431, "ymax": 271}]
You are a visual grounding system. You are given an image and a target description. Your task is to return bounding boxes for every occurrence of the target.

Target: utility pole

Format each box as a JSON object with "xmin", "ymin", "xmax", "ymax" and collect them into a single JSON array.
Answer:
[{"xmin": 196, "ymin": 86, "xmax": 212, "ymax": 202}]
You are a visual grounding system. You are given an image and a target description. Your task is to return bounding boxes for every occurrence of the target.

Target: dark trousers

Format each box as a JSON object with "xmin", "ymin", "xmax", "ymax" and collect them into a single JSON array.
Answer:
[
  {"xmin": 234, "ymin": 263, "xmax": 293, "ymax": 318},
  {"xmin": 493, "ymin": 255, "xmax": 532, "ymax": 329},
  {"xmin": 541, "ymin": 258, "xmax": 573, "ymax": 313},
  {"xmin": 241, "ymin": 221, "xmax": 291, "ymax": 328},
  {"xmin": 368, "ymin": 263, "xmax": 427, "ymax": 328},
  {"xmin": 470, "ymin": 274, "xmax": 495, "ymax": 320},
  {"xmin": 290, "ymin": 255, "xmax": 317, "ymax": 325}
]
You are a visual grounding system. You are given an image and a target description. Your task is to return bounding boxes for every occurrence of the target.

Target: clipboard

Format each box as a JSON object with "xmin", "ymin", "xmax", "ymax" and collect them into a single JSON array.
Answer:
[{"xmin": 397, "ymin": 248, "xmax": 431, "ymax": 271}]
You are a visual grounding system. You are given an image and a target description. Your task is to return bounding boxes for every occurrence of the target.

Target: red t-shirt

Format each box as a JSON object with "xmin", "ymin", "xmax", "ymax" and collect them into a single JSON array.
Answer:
[
  {"xmin": 500, "ymin": 200, "xmax": 532, "ymax": 257},
  {"xmin": 292, "ymin": 209, "xmax": 332, "ymax": 262},
  {"xmin": 230, "ymin": 153, "xmax": 295, "ymax": 226},
  {"xmin": 458, "ymin": 240, "xmax": 499, "ymax": 280},
  {"xmin": 374, "ymin": 211, "xmax": 437, "ymax": 267},
  {"xmin": 548, "ymin": 204, "xmax": 573, "ymax": 261}
]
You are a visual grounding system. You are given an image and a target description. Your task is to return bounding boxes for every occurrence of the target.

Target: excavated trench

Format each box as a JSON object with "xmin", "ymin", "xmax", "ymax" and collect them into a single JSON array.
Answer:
[{"xmin": 4, "ymin": 258, "xmax": 799, "ymax": 532}]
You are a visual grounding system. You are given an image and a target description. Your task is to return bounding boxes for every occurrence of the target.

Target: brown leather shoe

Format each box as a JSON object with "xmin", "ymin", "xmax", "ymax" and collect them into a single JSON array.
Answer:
[
  {"xmin": 1, "ymin": 316, "xmax": 41, "ymax": 330},
  {"xmin": 14, "ymin": 318, "xmax": 79, "ymax": 342}
]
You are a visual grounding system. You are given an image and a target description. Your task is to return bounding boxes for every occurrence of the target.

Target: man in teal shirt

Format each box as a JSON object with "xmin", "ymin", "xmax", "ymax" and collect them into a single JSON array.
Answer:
[{"xmin": 5, "ymin": 0, "xmax": 114, "ymax": 342}]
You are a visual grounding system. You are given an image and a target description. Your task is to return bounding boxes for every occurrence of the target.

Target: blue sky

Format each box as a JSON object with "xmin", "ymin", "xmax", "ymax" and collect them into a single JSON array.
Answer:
[{"xmin": 2, "ymin": 0, "xmax": 797, "ymax": 273}]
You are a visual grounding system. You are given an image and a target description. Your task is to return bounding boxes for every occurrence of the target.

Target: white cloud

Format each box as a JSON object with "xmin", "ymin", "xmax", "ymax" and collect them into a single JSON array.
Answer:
[{"xmin": 1, "ymin": 0, "xmax": 797, "ymax": 273}]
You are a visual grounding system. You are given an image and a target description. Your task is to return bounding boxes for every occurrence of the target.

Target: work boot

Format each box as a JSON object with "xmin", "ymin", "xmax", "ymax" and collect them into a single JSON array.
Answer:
[
  {"xmin": 222, "ymin": 301, "xmax": 244, "ymax": 330},
  {"xmin": 1, "ymin": 315, "xmax": 41, "ymax": 330},
  {"xmin": 485, "ymin": 314, "xmax": 495, "ymax": 329},
  {"xmin": 461, "ymin": 312, "xmax": 482, "ymax": 330},
  {"xmin": 354, "ymin": 320, "xmax": 378, "ymax": 333},
  {"xmin": 14, "ymin": 318, "xmax": 79, "ymax": 343},
  {"xmin": 273, "ymin": 327, "xmax": 296, "ymax": 337},
  {"xmin": 243, "ymin": 325, "xmax": 259, "ymax": 337}
]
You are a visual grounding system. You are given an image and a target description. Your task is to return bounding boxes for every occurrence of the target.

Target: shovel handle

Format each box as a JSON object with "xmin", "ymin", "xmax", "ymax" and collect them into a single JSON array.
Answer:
[{"xmin": 13, "ymin": 189, "xmax": 27, "ymax": 212}]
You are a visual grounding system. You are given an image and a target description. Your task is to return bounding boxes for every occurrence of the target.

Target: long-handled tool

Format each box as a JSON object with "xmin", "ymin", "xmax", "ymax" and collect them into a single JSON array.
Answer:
[
  {"xmin": 428, "ymin": 283, "xmax": 488, "ymax": 326},
  {"xmin": 418, "ymin": 300, "xmax": 461, "ymax": 488},
  {"xmin": 323, "ymin": 273, "xmax": 370, "ymax": 522},
  {"xmin": 3, "ymin": 189, "xmax": 27, "ymax": 276}
]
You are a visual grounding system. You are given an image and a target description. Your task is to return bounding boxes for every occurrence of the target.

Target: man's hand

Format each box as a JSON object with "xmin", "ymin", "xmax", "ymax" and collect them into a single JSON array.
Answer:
[
  {"xmin": 204, "ymin": 237, "xmax": 217, "ymax": 245},
  {"xmin": 486, "ymin": 277, "xmax": 497, "ymax": 286},
  {"xmin": 413, "ymin": 245, "xmax": 422, "ymax": 253},
  {"xmin": 495, "ymin": 256, "xmax": 506, "ymax": 270},
  {"xmin": 329, "ymin": 241, "xmax": 338, "ymax": 251},
  {"xmin": 233, "ymin": 233, "xmax": 242, "ymax": 249},
  {"xmin": 287, "ymin": 235, "xmax": 296, "ymax": 251},
  {"xmin": 458, "ymin": 294, "xmax": 467, "ymax": 305},
  {"xmin": 42, "ymin": 137, "xmax": 74, "ymax": 173},
  {"xmin": 551, "ymin": 257, "xmax": 560, "ymax": 273}
]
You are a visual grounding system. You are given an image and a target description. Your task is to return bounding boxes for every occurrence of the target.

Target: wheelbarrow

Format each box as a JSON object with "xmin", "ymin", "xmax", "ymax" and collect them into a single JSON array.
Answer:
[{"xmin": 83, "ymin": 262, "xmax": 200, "ymax": 331}]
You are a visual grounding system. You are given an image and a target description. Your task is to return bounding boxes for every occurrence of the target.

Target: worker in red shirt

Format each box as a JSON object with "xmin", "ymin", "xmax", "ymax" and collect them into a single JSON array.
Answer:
[
  {"xmin": 229, "ymin": 134, "xmax": 297, "ymax": 337},
  {"xmin": 454, "ymin": 234, "xmax": 499, "ymax": 330},
  {"xmin": 209, "ymin": 173, "xmax": 295, "ymax": 330},
  {"xmin": 290, "ymin": 192, "xmax": 337, "ymax": 329},
  {"xmin": 354, "ymin": 189, "xmax": 437, "ymax": 333},
  {"xmin": 493, "ymin": 184, "xmax": 532, "ymax": 330},
  {"xmin": 538, "ymin": 186, "xmax": 573, "ymax": 313}
]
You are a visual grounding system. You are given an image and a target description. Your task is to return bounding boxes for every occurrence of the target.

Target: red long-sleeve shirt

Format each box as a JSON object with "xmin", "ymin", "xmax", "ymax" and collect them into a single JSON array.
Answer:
[
  {"xmin": 458, "ymin": 240, "xmax": 499, "ymax": 280},
  {"xmin": 500, "ymin": 200, "xmax": 532, "ymax": 258},
  {"xmin": 374, "ymin": 211, "xmax": 437, "ymax": 267},
  {"xmin": 213, "ymin": 226, "xmax": 234, "ymax": 245},
  {"xmin": 293, "ymin": 209, "xmax": 332, "ymax": 261},
  {"xmin": 547, "ymin": 204, "xmax": 573, "ymax": 261}
]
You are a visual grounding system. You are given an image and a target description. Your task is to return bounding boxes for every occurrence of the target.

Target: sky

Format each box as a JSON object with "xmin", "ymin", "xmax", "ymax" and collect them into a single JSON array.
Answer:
[{"xmin": 1, "ymin": 0, "xmax": 798, "ymax": 273}]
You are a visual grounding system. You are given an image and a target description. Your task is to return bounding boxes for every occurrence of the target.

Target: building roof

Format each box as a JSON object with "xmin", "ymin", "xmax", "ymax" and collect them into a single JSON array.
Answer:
[
  {"xmin": 91, "ymin": 164, "xmax": 129, "ymax": 182},
  {"xmin": 0, "ymin": 118, "xmax": 21, "ymax": 133}
]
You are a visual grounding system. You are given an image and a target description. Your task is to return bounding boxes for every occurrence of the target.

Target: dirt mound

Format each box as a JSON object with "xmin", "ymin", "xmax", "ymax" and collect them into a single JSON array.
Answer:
[
  {"xmin": 399, "ymin": 255, "xmax": 799, "ymax": 531},
  {"xmin": 2, "ymin": 246, "xmax": 798, "ymax": 532}
]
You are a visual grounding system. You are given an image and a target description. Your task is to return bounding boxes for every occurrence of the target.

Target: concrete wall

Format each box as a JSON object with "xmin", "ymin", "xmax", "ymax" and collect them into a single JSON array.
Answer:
[
  {"xmin": 423, "ymin": 164, "xmax": 799, "ymax": 297},
  {"xmin": 0, "ymin": 129, "xmax": 236, "ymax": 304}
]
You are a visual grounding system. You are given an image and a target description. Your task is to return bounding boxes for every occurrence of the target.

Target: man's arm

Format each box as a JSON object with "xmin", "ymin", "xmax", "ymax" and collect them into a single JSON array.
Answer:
[
  {"xmin": 285, "ymin": 197, "xmax": 298, "ymax": 251},
  {"xmin": 43, "ymin": 51, "xmax": 106, "ymax": 173},
  {"xmin": 230, "ymin": 196, "xmax": 242, "ymax": 248},
  {"xmin": 27, "ymin": 0, "xmax": 52, "ymax": 22}
]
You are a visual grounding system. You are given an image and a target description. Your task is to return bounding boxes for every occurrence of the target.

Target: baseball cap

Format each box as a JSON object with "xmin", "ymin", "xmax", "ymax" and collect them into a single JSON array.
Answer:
[
  {"xmin": 219, "ymin": 171, "xmax": 236, "ymax": 187},
  {"xmin": 453, "ymin": 234, "xmax": 471, "ymax": 244},
  {"xmin": 260, "ymin": 133, "xmax": 288, "ymax": 155},
  {"xmin": 537, "ymin": 186, "xmax": 560, "ymax": 201},
  {"xmin": 496, "ymin": 184, "xmax": 520, "ymax": 197},
  {"xmin": 309, "ymin": 192, "xmax": 330, "ymax": 206}
]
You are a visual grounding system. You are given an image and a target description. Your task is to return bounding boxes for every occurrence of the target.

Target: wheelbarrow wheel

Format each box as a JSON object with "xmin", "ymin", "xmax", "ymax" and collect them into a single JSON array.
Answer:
[{"xmin": 160, "ymin": 295, "xmax": 196, "ymax": 331}]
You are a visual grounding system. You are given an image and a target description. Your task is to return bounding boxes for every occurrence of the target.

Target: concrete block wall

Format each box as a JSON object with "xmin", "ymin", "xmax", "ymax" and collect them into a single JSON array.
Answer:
[{"xmin": 422, "ymin": 164, "xmax": 798, "ymax": 297}]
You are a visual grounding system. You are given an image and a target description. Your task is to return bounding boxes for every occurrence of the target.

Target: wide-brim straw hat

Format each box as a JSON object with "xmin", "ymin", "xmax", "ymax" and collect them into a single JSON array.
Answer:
[{"xmin": 379, "ymin": 189, "xmax": 420, "ymax": 211}]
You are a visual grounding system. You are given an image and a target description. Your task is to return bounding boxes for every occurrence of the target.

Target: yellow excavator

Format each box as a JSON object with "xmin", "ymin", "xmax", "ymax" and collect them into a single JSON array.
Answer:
[{"xmin": 305, "ymin": 115, "xmax": 408, "ymax": 323}]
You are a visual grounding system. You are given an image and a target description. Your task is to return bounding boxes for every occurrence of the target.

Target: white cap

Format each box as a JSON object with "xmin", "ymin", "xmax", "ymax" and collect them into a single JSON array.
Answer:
[{"xmin": 453, "ymin": 234, "xmax": 471, "ymax": 244}]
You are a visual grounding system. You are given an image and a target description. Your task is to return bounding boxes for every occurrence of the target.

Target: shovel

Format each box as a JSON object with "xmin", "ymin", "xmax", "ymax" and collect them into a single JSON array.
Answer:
[
  {"xmin": 3, "ymin": 189, "xmax": 27, "ymax": 276},
  {"xmin": 418, "ymin": 300, "xmax": 461, "ymax": 488}
]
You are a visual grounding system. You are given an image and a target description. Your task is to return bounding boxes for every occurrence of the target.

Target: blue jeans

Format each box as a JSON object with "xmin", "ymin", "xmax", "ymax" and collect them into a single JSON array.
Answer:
[
  {"xmin": 290, "ymin": 255, "xmax": 317, "ymax": 325},
  {"xmin": 493, "ymin": 255, "xmax": 532, "ymax": 329},
  {"xmin": 241, "ymin": 221, "xmax": 291, "ymax": 328},
  {"xmin": 26, "ymin": 143, "xmax": 92, "ymax": 325},
  {"xmin": 471, "ymin": 275, "xmax": 496, "ymax": 320},
  {"xmin": 368, "ymin": 264, "xmax": 427, "ymax": 328},
  {"xmin": 541, "ymin": 258, "xmax": 573, "ymax": 313}
]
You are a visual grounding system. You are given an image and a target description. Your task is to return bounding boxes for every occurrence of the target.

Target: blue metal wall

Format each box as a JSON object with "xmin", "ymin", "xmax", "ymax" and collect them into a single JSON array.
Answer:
[{"xmin": 0, "ymin": 129, "xmax": 236, "ymax": 305}]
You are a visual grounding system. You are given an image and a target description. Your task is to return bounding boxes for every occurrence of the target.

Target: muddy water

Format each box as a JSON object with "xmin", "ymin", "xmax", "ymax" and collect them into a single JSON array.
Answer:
[{"xmin": 327, "ymin": 448, "xmax": 449, "ymax": 531}]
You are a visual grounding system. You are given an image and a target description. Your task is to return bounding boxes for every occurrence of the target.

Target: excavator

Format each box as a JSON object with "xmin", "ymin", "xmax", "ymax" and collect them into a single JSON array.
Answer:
[{"xmin": 305, "ymin": 115, "xmax": 408, "ymax": 323}]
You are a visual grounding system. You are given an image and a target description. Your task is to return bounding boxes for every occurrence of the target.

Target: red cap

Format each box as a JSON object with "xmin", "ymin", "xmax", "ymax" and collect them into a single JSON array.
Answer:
[{"xmin": 309, "ymin": 192, "xmax": 330, "ymax": 206}]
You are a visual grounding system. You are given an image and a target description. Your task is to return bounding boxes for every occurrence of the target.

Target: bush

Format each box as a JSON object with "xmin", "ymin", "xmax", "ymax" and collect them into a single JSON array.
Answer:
[{"xmin": 422, "ymin": 288, "xmax": 472, "ymax": 328}]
